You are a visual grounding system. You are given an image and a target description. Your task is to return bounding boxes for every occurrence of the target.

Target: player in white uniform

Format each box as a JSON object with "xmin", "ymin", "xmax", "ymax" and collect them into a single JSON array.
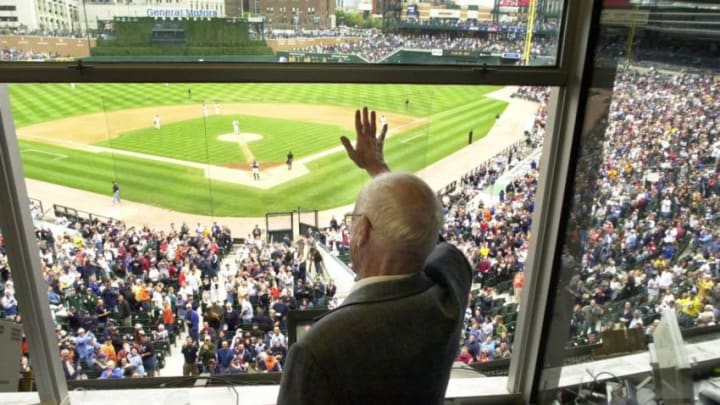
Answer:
[
  {"xmin": 232, "ymin": 120, "xmax": 240, "ymax": 135},
  {"xmin": 153, "ymin": 115, "xmax": 161, "ymax": 130}
]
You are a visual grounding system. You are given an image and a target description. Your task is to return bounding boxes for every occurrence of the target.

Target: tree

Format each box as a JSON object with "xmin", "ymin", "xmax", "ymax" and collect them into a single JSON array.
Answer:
[{"xmin": 334, "ymin": 10, "xmax": 382, "ymax": 29}]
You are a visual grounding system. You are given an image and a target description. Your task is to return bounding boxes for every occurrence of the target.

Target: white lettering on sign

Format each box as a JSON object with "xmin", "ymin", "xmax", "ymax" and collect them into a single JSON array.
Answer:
[{"xmin": 146, "ymin": 8, "xmax": 219, "ymax": 18}]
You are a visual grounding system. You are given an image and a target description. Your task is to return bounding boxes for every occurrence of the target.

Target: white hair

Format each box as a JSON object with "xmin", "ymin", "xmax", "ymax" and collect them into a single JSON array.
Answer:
[{"xmin": 357, "ymin": 172, "xmax": 443, "ymax": 261}]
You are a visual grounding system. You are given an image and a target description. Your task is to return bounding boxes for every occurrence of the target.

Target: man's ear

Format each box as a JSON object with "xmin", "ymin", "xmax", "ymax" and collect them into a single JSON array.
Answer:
[{"xmin": 355, "ymin": 216, "xmax": 372, "ymax": 247}]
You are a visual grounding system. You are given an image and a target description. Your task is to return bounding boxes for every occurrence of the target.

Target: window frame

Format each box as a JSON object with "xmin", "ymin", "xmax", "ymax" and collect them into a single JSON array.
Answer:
[{"xmin": 0, "ymin": 1, "xmax": 613, "ymax": 403}]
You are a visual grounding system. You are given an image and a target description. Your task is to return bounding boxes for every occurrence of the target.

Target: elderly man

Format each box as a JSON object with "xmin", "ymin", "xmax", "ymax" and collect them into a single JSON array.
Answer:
[{"xmin": 277, "ymin": 108, "xmax": 472, "ymax": 404}]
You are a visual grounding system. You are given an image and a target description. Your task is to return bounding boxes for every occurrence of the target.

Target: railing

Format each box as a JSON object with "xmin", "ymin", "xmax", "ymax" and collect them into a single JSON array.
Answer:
[
  {"xmin": 437, "ymin": 138, "xmax": 532, "ymax": 198},
  {"xmin": 437, "ymin": 180, "xmax": 458, "ymax": 196},
  {"xmin": 52, "ymin": 204, "xmax": 119, "ymax": 226},
  {"xmin": 469, "ymin": 323, "xmax": 720, "ymax": 376}
]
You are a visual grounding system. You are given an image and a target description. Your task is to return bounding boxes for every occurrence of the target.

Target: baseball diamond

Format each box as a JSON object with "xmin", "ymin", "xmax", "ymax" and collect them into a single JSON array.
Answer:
[{"xmin": 10, "ymin": 83, "xmax": 514, "ymax": 217}]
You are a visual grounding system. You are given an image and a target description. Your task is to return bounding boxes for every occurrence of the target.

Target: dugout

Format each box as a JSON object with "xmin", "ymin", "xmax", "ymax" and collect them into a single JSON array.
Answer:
[
  {"xmin": 265, "ymin": 211, "xmax": 294, "ymax": 244},
  {"xmin": 297, "ymin": 207, "xmax": 319, "ymax": 237}
]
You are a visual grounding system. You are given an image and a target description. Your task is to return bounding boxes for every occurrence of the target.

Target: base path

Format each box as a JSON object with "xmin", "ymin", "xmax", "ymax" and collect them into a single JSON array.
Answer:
[
  {"xmin": 16, "ymin": 103, "xmax": 417, "ymax": 144},
  {"xmin": 25, "ymin": 87, "xmax": 541, "ymax": 233}
]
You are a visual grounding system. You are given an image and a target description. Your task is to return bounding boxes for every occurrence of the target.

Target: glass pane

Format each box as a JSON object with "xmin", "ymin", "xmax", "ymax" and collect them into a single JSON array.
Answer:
[
  {"xmin": 0, "ymin": 0, "xmax": 564, "ymax": 67},
  {"xmin": 536, "ymin": 1, "xmax": 720, "ymax": 403},
  {"xmin": 7, "ymin": 82, "xmax": 551, "ymax": 394}
]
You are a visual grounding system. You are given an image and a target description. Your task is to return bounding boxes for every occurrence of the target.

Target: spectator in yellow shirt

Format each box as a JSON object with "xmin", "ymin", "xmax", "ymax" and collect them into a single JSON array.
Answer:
[
  {"xmin": 697, "ymin": 273, "xmax": 714, "ymax": 301},
  {"xmin": 678, "ymin": 291, "xmax": 703, "ymax": 318},
  {"xmin": 479, "ymin": 244, "xmax": 490, "ymax": 259}
]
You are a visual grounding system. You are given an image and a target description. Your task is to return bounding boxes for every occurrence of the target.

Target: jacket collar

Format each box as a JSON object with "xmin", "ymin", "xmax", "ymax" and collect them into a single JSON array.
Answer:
[{"xmin": 316, "ymin": 271, "xmax": 432, "ymax": 321}]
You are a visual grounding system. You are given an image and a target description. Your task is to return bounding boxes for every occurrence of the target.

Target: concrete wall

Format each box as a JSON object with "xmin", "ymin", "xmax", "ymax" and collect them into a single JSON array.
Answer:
[{"xmin": 266, "ymin": 36, "xmax": 359, "ymax": 52}]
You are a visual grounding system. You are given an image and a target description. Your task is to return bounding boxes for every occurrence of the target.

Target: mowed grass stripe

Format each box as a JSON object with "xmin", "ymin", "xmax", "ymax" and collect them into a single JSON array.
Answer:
[
  {"xmin": 389, "ymin": 98, "xmax": 507, "ymax": 145},
  {"xmin": 387, "ymin": 103, "xmax": 508, "ymax": 173},
  {"xmin": 9, "ymin": 84, "xmax": 502, "ymax": 127},
  {"xmin": 21, "ymin": 141, "xmax": 223, "ymax": 214}
]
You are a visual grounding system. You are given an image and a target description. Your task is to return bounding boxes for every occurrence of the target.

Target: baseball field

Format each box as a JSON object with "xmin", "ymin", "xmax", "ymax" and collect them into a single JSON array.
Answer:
[{"xmin": 9, "ymin": 83, "xmax": 508, "ymax": 217}]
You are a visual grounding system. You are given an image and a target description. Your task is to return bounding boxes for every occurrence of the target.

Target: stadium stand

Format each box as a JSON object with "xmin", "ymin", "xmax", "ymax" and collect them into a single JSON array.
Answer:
[
  {"xmin": 3, "ymin": 64, "xmax": 719, "ymax": 386},
  {"xmin": 287, "ymin": 28, "xmax": 556, "ymax": 63},
  {"xmin": 1, "ymin": 48, "xmax": 62, "ymax": 62},
  {"xmin": 432, "ymin": 65, "xmax": 720, "ymax": 368}
]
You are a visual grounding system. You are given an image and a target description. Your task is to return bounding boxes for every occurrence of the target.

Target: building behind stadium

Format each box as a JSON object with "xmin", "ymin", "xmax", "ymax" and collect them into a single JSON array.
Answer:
[
  {"xmin": 0, "ymin": 0, "xmax": 227, "ymax": 33},
  {"xmin": 0, "ymin": 0, "xmax": 569, "ymax": 35}
]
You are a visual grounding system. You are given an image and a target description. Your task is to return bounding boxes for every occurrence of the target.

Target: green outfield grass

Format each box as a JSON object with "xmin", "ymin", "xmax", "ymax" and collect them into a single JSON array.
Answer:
[
  {"xmin": 10, "ymin": 83, "xmax": 508, "ymax": 216},
  {"xmin": 9, "ymin": 83, "xmax": 500, "ymax": 127},
  {"xmin": 100, "ymin": 115, "xmax": 347, "ymax": 164}
]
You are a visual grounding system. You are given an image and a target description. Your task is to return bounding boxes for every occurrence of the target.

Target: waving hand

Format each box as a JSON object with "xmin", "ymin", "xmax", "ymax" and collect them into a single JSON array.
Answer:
[{"xmin": 340, "ymin": 107, "xmax": 390, "ymax": 177}]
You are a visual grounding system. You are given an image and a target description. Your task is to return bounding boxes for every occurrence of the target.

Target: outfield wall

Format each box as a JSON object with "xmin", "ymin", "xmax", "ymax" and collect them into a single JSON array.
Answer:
[
  {"xmin": 90, "ymin": 17, "xmax": 274, "ymax": 57},
  {"xmin": 105, "ymin": 18, "xmax": 251, "ymax": 47},
  {"xmin": 266, "ymin": 37, "xmax": 361, "ymax": 53}
]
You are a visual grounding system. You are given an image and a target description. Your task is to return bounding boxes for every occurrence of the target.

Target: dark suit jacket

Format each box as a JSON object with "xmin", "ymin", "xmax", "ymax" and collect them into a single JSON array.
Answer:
[{"xmin": 277, "ymin": 242, "xmax": 472, "ymax": 405}]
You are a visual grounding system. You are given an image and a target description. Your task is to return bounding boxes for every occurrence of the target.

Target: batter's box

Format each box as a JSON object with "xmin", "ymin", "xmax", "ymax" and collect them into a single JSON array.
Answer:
[{"xmin": 22, "ymin": 149, "xmax": 68, "ymax": 161}]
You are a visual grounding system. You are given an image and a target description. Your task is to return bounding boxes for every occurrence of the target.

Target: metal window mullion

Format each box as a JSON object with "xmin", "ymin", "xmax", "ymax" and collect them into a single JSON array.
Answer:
[
  {"xmin": 0, "ymin": 63, "xmax": 569, "ymax": 86},
  {"xmin": 506, "ymin": 0, "xmax": 599, "ymax": 401},
  {"xmin": 0, "ymin": 84, "xmax": 69, "ymax": 405}
]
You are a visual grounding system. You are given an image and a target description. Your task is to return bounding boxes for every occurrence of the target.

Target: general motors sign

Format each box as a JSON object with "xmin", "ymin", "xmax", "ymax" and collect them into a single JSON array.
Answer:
[{"xmin": 146, "ymin": 8, "xmax": 219, "ymax": 18}]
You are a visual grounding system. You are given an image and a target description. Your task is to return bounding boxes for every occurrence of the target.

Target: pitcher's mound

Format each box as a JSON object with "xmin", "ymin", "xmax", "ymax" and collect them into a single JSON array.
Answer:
[{"xmin": 218, "ymin": 133, "xmax": 263, "ymax": 143}]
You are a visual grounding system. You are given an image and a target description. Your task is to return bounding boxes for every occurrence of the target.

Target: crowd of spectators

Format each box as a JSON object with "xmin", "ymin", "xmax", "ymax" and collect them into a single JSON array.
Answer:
[
  {"xmin": 1, "ymin": 48, "xmax": 62, "ymax": 62},
  {"xmin": 0, "ymin": 28, "xmax": 85, "ymax": 38},
  {"xmin": 419, "ymin": 66, "xmax": 720, "ymax": 363},
  {"xmin": 398, "ymin": 18, "xmax": 559, "ymax": 35},
  {"xmin": 0, "ymin": 28, "xmax": 84, "ymax": 61},
  {"xmin": 0, "ymin": 212, "xmax": 345, "ymax": 380},
  {"xmin": 563, "ymin": 67, "xmax": 720, "ymax": 345},
  {"xmin": 440, "ymin": 97, "xmax": 543, "ymax": 363},
  {"xmin": 266, "ymin": 27, "xmax": 370, "ymax": 39},
  {"xmin": 2, "ymin": 217, "xmax": 234, "ymax": 379},
  {"xmin": 176, "ymin": 231, "xmax": 339, "ymax": 376},
  {"xmin": 436, "ymin": 66, "xmax": 720, "ymax": 361},
  {"xmin": 289, "ymin": 29, "xmax": 556, "ymax": 63}
]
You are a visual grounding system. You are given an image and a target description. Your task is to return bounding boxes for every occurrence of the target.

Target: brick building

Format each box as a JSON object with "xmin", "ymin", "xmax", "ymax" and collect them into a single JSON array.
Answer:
[
  {"xmin": 252, "ymin": 0, "xmax": 335, "ymax": 30},
  {"xmin": 224, "ymin": 0, "xmax": 246, "ymax": 17}
]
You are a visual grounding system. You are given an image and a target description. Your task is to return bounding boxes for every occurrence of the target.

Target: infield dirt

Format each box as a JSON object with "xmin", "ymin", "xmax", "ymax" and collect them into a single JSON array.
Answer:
[{"xmin": 15, "ymin": 103, "xmax": 418, "ymax": 145}]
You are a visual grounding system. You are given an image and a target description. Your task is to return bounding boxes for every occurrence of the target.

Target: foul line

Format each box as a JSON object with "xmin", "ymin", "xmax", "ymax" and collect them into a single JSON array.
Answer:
[
  {"xmin": 22, "ymin": 149, "xmax": 68, "ymax": 161},
  {"xmin": 401, "ymin": 132, "xmax": 429, "ymax": 143}
]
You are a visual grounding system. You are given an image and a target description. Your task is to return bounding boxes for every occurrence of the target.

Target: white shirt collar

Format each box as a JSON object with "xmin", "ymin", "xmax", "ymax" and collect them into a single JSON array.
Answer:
[{"xmin": 350, "ymin": 274, "xmax": 414, "ymax": 294}]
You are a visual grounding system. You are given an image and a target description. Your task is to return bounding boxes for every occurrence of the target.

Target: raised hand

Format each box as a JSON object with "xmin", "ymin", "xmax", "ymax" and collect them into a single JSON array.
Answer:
[{"xmin": 340, "ymin": 106, "xmax": 390, "ymax": 177}]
